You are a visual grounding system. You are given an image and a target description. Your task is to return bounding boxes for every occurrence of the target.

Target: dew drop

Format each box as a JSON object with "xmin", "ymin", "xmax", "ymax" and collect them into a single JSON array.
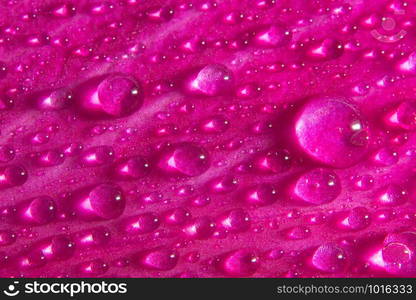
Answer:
[
  {"xmin": 0, "ymin": 165, "xmax": 28, "ymax": 189},
  {"xmin": 184, "ymin": 64, "xmax": 234, "ymax": 96},
  {"xmin": 294, "ymin": 168, "xmax": 341, "ymax": 205},
  {"xmin": 157, "ymin": 143, "xmax": 210, "ymax": 177},
  {"xmin": 295, "ymin": 97, "xmax": 368, "ymax": 167},
  {"xmin": 73, "ymin": 183, "xmax": 125, "ymax": 220},
  {"xmin": 218, "ymin": 249, "xmax": 260, "ymax": 277},
  {"xmin": 135, "ymin": 248, "xmax": 179, "ymax": 270},
  {"xmin": 312, "ymin": 244, "xmax": 347, "ymax": 273}
]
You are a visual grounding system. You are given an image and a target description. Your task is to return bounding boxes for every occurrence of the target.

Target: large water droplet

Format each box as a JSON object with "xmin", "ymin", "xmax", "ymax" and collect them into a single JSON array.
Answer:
[
  {"xmin": 311, "ymin": 244, "xmax": 348, "ymax": 273},
  {"xmin": 73, "ymin": 183, "xmax": 125, "ymax": 220},
  {"xmin": 122, "ymin": 213, "xmax": 160, "ymax": 234},
  {"xmin": 295, "ymin": 97, "xmax": 368, "ymax": 168},
  {"xmin": 18, "ymin": 196, "xmax": 56, "ymax": 225},
  {"xmin": 0, "ymin": 165, "xmax": 28, "ymax": 189},
  {"xmin": 182, "ymin": 217, "xmax": 216, "ymax": 239},
  {"xmin": 217, "ymin": 209, "xmax": 251, "ymax": 233},
  {"xmin": 81, "ymin": 146, "xmax": 115, "ymax": 167},
  {"xmin": 76, "ymin": 74, "xmax": 143, "ymax": 118},
  {"xmin": 294, "ymin": 168, "xmax": 341, "ymax": 205},
  {"xmin": 382, "ymin": 232, "xmax": 416, "ymax": 275},
  {"xmin": 184, "ymin": 64, "xmax": 234, "ymax": 96},
  {"xmin": 157, "ymin": 143, "xmax": 210, "ymax": 176}
]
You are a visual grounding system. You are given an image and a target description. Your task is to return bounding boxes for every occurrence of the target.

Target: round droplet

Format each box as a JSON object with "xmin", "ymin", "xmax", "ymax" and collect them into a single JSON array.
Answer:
[
  {"xmin": 373, "ymin": 147, "xmax": 399, "ymax": 166},
  {"xmin": 312, "ymin": 244, "xmax": 347, "ymax": 273},
  {"xmin": 31, "ymin": 89, "xmax": 72, "ymax": 111},
  {"xmin": 286, "ymin": 226, "xmax": 311, "ymax": 240},
  {"xmin": 388, "ymin": 100, "xmax": 416, "ymax": 130},
  {"xmin": 18, "ymin": 250, "xmax": 46, "ymax": 269},
  {"xmin": 157, "ymin": 143, "xmax": 210, "ymax": 176},
  {"xmin": 382, "ymin": 232, "xmax": 416, "ymax": 275},
  {"xmin": 378, "ymin": 184, "xmax": 408, "ymax": 206},
  {"xmin": 182, "ymin": 217, "xmax": 216, "ymax": 239},
  {"xmin": 0, "ymin": 230, "xmax": 16, "ymax": 246},
  {"xmin": 163, "ymin": 208, "xmax": 191, "ymax": 225},
  {"xmin": 352, "ymin": 174, "xmax": 374, "ymax": 191},
  {"xmin": 32, "ymin": 150, "xmax": 65, "ymax": 167},
  {"xmin": 81, "ymin": 146, "xmax": 115, "ymax": 166},
  {"xmin": 0, "ymin": 145, "xmax": 15, "ymax": 162},
  {"xmin": 135, "ymin": 249, "xmax": 179, "ymax": 270},
  {"xmin": 74, "ymin": 183, "xmax": 125, "ymax": 220},
  {"xmin": 245, "ymin": 184, "xmax": 279, "ymax": 206},
  {"xmin": 217, "ymin": 209, "xmax": 251, "ymax": 233},
  {"xmin": 76, "ymin": 227, "xmax": 111, "ymax": 248},
  {"xmin": 122, "ymin": 213, "xmax": 160, "ymax": 234},
  {"xmin": 113, "ymin": 156, "xmax": 150, "ymax": 180},
  {"xmin": 39, "ymin": 235, "xmax": 75, "ymax": 260},
  {"xmin": 0, "ymin": 165, "xmax": 28, "ymax": 189},
  {"xmin": 295, "ymin": 97, "xmax": 368, "ymax": 168},
  {"xmin": 184, "ymin": 64, "xmax": 234, "ymax": 96},
  {"xmin": 307, "ymin": 39, "xmax": 344, "ymax": 60},
  {"xmin": 339, "ymin": 207, "xmax": 371, "ymax": 231},
  {"xmin": 253, "ymin": 24, "xmax": 291, "ymax": 47},
  {"xmin": 200, "ymin": 115, "xmax": 230, "ymax": 133},
  {"xmin": 18, "ymin": 196, "xmax": 56, "ymax": 225},
  {"xmin": 76, "ymin": 74, "xmax": 143, "ymax": 118},
  {"xmin": 210, "ymin": 176, "xmax": 239, "ymax": 194},
  {"xmin": 294, "ymin": 168, "xmax": 341, "ymax": 205},
  {"xmin": 253, "ymin": 149, "xmax": 292, "ymax": 173},
  {"xmin": 218, "ymin": 249, "xmax": 260, "ymax": 277},
  {"xmin": 79, "ymin": 259, "xmax": 108, "ymax": 276}
]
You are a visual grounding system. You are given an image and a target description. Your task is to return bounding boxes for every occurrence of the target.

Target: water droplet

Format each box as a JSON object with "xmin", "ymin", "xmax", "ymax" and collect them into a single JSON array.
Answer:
[
  {"xmin": 295, "ymin": 97, "xmax": 368, "ymax": 168},
  {"xmin": 18, "ymin": 196, "xmax": 56, "ymax": 225},
  {"xmin": 73, "ymin": 183, "xmax": 125, "ymax": 220},
  {"xmin": 39, "ymin": 235, "xmax": 75, "ymax": 260},
  {"xmin": 382, "ymin": 232, "xmax": 416, "ymax": 275},
  {"xmin": 253, "ymin": 149, "xmax": 292, "ymax": 173},
  {"xmin": 387, "ymin": 100, "xmax": 416, "ymax": 130},
  {"xmin": 210, "ymin": 176, "xmax": 239, "ymax": 194},
  {"xmin": 75, "ymin": 74, "xmax": 143, "ymax": 118},
  {"xmin": 184, "ymin": 64, "xmax": 234, "ymax": 96},
  {"xmin": 134, "ymin": 248, "xmax": 179, "ymax": 270},
  {"xmin": 157, "ymin": 143, "xmax": 210, "ymax": 177},
  {"xmin": 163, "ymin": 208, "xmax": 191, "ymax": 225},
  {"xmin": 245, "ymin": 184, "xmax": 279, "ymax": 206},
  {"xmin": 0, "ymin": 230, "xmax": 16, "ymax": 246},
  {"xmin": 113, "ymin": 156, "xmax": 150, "ymax": 180},
  {"xmin": 218, "ymin": 249, "xmax": 260, "ymax": 276},
  {"xmin": 0, "ymin": 165, "xmax": 28, "ymax": 189},
  {"xmin": 0, "ymin": 145, "xmax": 15, "ymax": 162},
  {"xmin": 182, "ymin": 217, "xmax": 216, "ymax": 239},
  {"xmin": 32, "ymin": 150, "xmax": 65, "ymax": 167},
  {"xmin": 217, "ymin": 209, "xmax": 251, "ymax": 233},
  {"xmin": 122, "ymin": 213, "xmax": 160, "ymax": 234},
  {"xmin": 294, "ymin": 168, "xmax": 341, "ymax": 205},
  {"xmin": 81, "ymin": 146, "xmax": 115, "ymax": 166},
  {"xmin": 312, "ymin": 244, "xmax": 347, "ymax": 273},
  {"xmin": 307, "ymin": 39, "xmax": 344, "ymax": 60},
  {"xmin": 75, "ymin": 227, "xmax": 111, "ymax": 248},
  {"xmin": 253, "ymin": 24, "xmax": 291, "ymax": 47},
  {"xmin": 373, "ymin": 147, "xmax": 399, "ymax": 166},
  {"xmin": 338, "ymin": 207, "xmax": 371, "ymax": 230},
  {"xmin": 79, "ymin": 259, "xmax": 108, "ymax": 276},
  {"xmin": 378, "ymin": 184, "xmax": 408, "ymax": 206}
]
